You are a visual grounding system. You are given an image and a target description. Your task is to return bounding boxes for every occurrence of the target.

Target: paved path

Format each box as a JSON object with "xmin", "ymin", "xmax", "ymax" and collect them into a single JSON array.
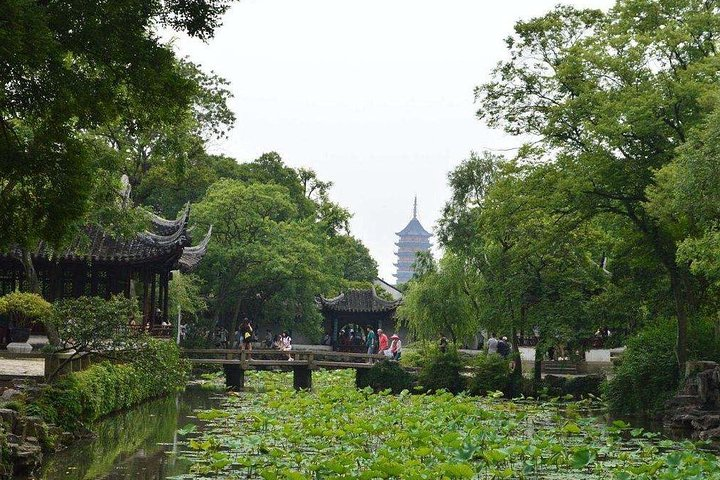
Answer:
[{"xmin": 0, "ymin": 358, "xmax": 44, "ymax": 378}]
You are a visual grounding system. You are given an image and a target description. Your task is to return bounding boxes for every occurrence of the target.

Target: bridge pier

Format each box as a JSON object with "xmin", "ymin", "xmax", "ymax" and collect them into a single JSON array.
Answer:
[
  {"xmin": 223, "ymin": 364, "xmax": 245, "ymax": 390},
  {"xmin": 293, "ymin": 366, "xmax": 312, "ymax": 390},
  {"xmin": 355, "ymin": 368, "xmax": 370, "ymax": 388}
]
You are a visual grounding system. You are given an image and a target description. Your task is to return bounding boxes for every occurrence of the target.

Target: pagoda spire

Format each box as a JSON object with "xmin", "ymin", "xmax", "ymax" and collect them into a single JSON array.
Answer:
[{"xmin": 413, "ymin": 195, "xmax": 417, "ymax": 219}]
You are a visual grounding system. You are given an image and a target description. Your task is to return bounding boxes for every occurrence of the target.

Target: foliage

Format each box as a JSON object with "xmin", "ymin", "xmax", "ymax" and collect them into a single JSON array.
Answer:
[
  {"xmin": 191, "ymin": 154, "xmax": 378, "ymax": 336},
  {"xmin": 29, "ymin": 339, "xmax": 188, "ymax": 429},
  {"xmin": 467, "ymin": 353, "xmax": 510, "ymax": 396},
  {"xmin": 605, "ymin": 318, "xmax": 720, "ymax": 417},
  {"xmin": 169, "ymin": 272, "xmax": 207, "ymax": 319},
  {"xmin": 187, "ymin": 369, "xmax": 720, "ymax": 479},
  {"xmin": 356, "ymin": 360, "xmax": 415, "ymax": 394},
  {"xmin": 417, "ymin": 347, "xmax": 466, "ymax": 394},
  {"xmin": 47, "ymin": 296, "xmax": 146, "ymax": 378},
  {"xmin": 398, "ymin": 253, "xmax": 480, "ymax": 344},
  {"xmin": 0, "ymin": 292, "xmax": 52, "ymax": 327},
  {"xmin": 475, "ymin": 0, "xmax": 720, "ymax": 367},
  {"xmin": 0, "ymin": 0, "xmax": 231, "ymax": 251}
]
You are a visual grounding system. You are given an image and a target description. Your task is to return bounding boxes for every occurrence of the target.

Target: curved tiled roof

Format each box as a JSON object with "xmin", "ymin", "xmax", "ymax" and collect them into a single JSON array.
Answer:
[
  {"xmin": 319, "ymin": 289, "xmax": 401, "ymax": 313},
  {"xmin": 179, "ymin": 225, "xmax": 213, "ymax": 272},
  {"xmin": 1, "ymin": 204, "xmax": 211, "ymax": 268}
]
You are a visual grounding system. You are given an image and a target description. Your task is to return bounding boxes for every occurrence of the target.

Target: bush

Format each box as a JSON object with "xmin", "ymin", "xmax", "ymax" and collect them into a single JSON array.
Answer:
[
  {"xmin": 29, "ymin": 339, "xmax": 189, "ymax": 429},
  {"xmin": 604, "ymin": 317, "xmax": 720, "ymax": 417},
  {"xmin": 467, "ymin": 353, "xmax": 510, "ymax": 396},
  {"xmin": 0, "ymin": 292, "xmax": 51, "ymax": 327},
  {"xmin": 417, "ymin": 347, "xmax": 465, "ymax": 394},
  {"xmin": 356, "ymin": 360, "xmax": 415, "ymax": 393}
]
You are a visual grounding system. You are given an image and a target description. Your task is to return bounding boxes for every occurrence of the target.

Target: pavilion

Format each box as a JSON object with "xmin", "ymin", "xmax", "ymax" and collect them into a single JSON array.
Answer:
[
  {"xmin": 0, "ymin": 204, "xmax": 211, "ymax": 328},
  {"xmin": 319, "ymin": 289, "xmax": 402, "ymax": 351}
]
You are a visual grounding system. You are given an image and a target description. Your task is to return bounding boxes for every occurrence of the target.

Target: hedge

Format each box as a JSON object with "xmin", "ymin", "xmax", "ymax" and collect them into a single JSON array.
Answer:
[{"xmin": 29, "ymin": 339, "xmax": 189, "ymax": 430}]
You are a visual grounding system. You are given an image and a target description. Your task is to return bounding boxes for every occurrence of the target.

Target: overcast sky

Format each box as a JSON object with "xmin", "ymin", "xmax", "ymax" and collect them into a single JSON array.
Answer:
[{"xmin": 166, "ymin": 0, "xmax": 614, "ymax": 282}]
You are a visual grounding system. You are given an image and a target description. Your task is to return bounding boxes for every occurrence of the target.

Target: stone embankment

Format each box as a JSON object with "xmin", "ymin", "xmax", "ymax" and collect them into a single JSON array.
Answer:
[{"xmin": 665, "ymin": 361, "xmax": 720, "ymax": 439}]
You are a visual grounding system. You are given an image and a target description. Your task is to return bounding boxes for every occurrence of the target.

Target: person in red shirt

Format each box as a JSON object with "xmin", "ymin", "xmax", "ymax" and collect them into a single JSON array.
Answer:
[{"xmin": 377, "ymin": 329, "xmax": 389, "ymax": 355}]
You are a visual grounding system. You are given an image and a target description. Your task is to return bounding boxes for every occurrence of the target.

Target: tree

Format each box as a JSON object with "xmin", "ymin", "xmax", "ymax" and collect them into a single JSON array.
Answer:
[
  {"xmin": 398, "ymin": 252, "xmax": 480, "ymax": 344},
  {"xmin": 476, "ymin": 0, "xmax": 720, "ymax": 367},
  {"xmin": 0, "ymin": 0, "xmax": 232, "ymax": 268},
  {"xmin": 436, "ymin": 153, "xmax": 607, "ymax": 376}
]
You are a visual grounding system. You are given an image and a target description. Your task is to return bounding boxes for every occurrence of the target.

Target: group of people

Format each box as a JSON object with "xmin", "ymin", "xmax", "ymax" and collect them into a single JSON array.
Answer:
[
  {"xmin": 486, "ymin": 333, "xmax": 512, "ymax": 358},
  {"xmin": 365, "ymin": 327, "xmax": 402, "ymax": 361}
]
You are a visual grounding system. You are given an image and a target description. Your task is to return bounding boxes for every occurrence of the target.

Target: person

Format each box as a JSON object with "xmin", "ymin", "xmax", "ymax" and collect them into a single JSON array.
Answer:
[
  {"xmin": 240, "ymin": 318, "xmax": 253, "ymax": 353},
  {"xmin": 377, "ymin": 329, "xmax": 389, "ymax": 355},
  {"xmin": 365, "ymin": 326, "xmax": 377, "ymax": 355},
  {"xmin": 497, "ymin": 336, "xmax": 510, "ymax": 358},
  {"xmin": 390, "ymin": 334, "xmax": 402, "ymax": 361},
  {"xmin": 218, "ymin": 326, "xmax": 228, "ymax": 349},
  {"xmin": 438, "ymin": 334, "xmax": 448, "ymax": 353},
  {"xmin": 322, "ymin": 332, "xmax": 331, "ymax": 346},
  {"xmin": 272, "ymin": 334, "xmax": 282, "ymax": 349},
  {"xmin": 233, "ymin": 327, "xmax": 242, "ymax": 349},
  {"xmin": 179, "ymin": 323, "xmax": 187, "ymax": 342},
  {"xmin": 281, "ymin": 331, "xmax": 293, "ymax": 360},
  {"xmin": 264, "ymin": 330, "xmax": 273, "ymax": 349},
  {"xmin": 487, "ymin": 333, "xmax": 499, "ymax": 355}
]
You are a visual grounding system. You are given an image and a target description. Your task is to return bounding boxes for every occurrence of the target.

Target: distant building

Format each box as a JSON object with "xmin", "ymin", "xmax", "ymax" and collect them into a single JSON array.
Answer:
[{"xmin": 393, "ymin": 197, "xmax": 432, "ymax": 285}]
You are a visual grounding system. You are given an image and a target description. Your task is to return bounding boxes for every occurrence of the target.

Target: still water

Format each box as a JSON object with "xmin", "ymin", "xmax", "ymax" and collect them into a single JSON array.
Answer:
[{"xmin": 25, "ymin": 385, "xmax": 223, "ymax": 480}]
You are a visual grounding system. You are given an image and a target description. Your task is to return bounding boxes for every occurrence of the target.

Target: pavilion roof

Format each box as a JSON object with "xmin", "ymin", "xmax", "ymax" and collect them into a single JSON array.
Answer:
[
  {"xmin": 0, "ymin": 204, "xmax": 211, "ymax": 269},
  {"xmin": 319, "ymin": 289, "xmax": 401, "ymax": 313}
]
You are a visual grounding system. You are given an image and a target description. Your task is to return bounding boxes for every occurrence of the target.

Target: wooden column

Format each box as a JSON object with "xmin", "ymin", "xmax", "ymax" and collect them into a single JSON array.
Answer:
[
  {"xmin": 161, "ymin": 271, "xmax": 170, "ymax": 324},
  {"xmin": 149, "ymin": 271, "xmax": 157, "ymax": 325},
  {"xmin": 141, "ymin": 270, "xmax": 150, "ymax": 324}
]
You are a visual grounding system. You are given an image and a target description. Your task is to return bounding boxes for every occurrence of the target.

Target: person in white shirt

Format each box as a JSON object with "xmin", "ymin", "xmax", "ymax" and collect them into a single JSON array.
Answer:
[
  {"xmin": 281, "ymin": 331, "xmax": 293, "ymax": 360},
  {"xmin": 487, "ymin": 333, "xmax": 499, "ymax": 355}
]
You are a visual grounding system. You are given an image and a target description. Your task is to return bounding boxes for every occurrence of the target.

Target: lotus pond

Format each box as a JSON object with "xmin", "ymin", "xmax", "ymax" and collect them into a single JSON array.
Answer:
[
  {"xmin": 180, "ymin": 370, "xmax": 720, "ymax": 480},
  {"xmin": 27, "ymin": 369, "xmax": 720, "ymax": 479}
]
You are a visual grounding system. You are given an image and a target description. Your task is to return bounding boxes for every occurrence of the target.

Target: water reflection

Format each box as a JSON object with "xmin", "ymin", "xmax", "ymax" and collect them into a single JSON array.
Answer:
[{"xmin": 25, "ymin": 386, "xmax": 222, "ymax": 480}]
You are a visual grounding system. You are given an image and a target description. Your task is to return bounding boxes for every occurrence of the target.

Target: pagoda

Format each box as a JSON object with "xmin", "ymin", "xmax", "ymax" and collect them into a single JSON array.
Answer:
[{"xmin": 393, "ymin": 197, "xmax": 432, "ymax": 285}]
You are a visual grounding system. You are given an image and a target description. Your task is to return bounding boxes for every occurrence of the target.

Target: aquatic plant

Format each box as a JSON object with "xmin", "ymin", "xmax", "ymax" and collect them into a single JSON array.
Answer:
[{"xmin": 179, "ymin": 370, "xmax": 720, "ymax": 479}]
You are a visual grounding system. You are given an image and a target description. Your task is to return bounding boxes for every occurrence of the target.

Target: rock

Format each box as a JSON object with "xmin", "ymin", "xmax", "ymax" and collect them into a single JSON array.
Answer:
[
  {"xmin": 0, "ymin": 388, "xmax": 21, "ymax": 401},
  {"xmin": 6, "ymin": 342, "xmax": 33, "ymax": 354},
  {"xmin": 685, "ymin": 361, "xmax": 718, "ymax": 377},
  {"xmin": 0, "ymin": 408, "xmax": 18, "ymax": 430}
]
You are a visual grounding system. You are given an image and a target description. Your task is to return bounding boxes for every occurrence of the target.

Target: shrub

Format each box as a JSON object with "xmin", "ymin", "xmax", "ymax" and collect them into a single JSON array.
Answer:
[
  {"xmin": 0, "ymin": 292, "xmax": 51, "ymax": 327},
  {"xmin": 29, "ymin": 339, "xmax": 188, "ymax": 429},
  {"xmin": 604, "ymin": 317, "xmax": 720, "ymax": 417},
  {"xmin": 356, "ymin": 360, "xmax": 415, "ymax": 393},
  {"xmin": 467, "ymin": 353, "xmax": 510, "ymax": 396},
  {"xmin": 417, "ymin": 347, "xmax": 465, "ymax": 394}
]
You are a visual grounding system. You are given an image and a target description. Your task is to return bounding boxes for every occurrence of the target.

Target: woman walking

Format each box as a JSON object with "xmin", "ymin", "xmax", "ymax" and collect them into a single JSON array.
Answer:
[{"xmin": 390, "ymin": 334, "xmax": 402, "ymax": 361}]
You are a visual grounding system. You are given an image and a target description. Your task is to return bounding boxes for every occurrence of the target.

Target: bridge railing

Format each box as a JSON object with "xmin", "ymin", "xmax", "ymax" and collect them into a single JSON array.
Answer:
[{"xmin": 181, "ymin": 348, "xmax": 387, "ymax": 369}]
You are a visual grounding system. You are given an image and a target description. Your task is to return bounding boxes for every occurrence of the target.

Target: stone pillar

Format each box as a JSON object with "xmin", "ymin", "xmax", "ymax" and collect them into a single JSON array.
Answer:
[
  {"xmin": 223, "ymin": 364, "xmax": 245, "ymax": 390},
  {"xmin": 293, "ymin": 366, "xmax": 312, "ymax": 390}
]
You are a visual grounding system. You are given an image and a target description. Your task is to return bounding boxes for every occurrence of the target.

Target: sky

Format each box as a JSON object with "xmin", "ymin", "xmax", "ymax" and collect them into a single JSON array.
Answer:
[{"xmin": 165, "ymin": 0, "xmax": 615, "ymax": 282}]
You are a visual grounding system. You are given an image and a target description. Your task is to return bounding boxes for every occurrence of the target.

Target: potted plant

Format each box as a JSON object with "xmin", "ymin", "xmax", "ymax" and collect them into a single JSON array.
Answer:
[{"xmin": 0, "ymin": 292, "xmax": 52, "ymax": 349}]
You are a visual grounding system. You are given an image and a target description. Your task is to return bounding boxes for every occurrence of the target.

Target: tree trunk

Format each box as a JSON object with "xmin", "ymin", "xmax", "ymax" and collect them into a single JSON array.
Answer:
[
  {"xmin": 534, "ymin": 339, "xmax": 543, "ymax": 384},
  {"xmin": 511, "ymin": 324, "xmax": 522, "ymax": 377},
  {"xmin": 19, "ymin": 249, "xmax": 61, "ymax": 346},
  {"xmin": 668, "ymin": 267, "xmax": 689, "ymax": 371}
]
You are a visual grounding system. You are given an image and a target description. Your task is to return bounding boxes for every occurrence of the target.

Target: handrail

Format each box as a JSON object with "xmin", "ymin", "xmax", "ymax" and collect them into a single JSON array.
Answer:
[{"xmin": 181, "ymin": 348, "xmax": 386, "ymax": 360}]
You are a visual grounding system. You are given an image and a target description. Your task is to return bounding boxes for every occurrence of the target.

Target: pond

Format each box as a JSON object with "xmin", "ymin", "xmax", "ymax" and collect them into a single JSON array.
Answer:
[
  {"xmin": 22, "ymin": 371, "xmax": 720, "ymax": 479},
  {"xmin": 23, "ymin": 379, "xmax": 225, "ymax": 480}
]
